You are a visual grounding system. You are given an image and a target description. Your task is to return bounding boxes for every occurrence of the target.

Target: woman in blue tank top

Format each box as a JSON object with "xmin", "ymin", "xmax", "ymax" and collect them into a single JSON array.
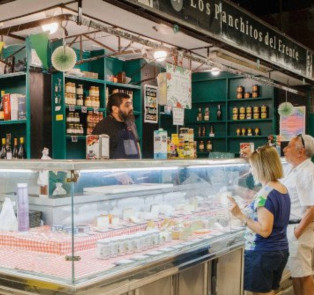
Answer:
[{"xmin": 229, "ymin": 145, "xmax": 291, "ymax": 295}]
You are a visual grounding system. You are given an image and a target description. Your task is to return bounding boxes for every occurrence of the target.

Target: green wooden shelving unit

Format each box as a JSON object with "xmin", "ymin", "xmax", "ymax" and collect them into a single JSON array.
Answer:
[
  {"xmin": 186, "ymin": 72, "xmax": 277, "ymax": 158},
  {"xmin": 0, "ymin": 41, "xmax": 31, "ymax": 158},
  {"xmin": 51, "ymin": 44, "xmax": 143, "ymax": 159}
]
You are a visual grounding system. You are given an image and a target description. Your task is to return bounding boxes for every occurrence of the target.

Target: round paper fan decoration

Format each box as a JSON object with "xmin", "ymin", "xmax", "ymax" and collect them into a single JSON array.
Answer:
[
  {"xmin": 278, "ymin": 101, "xmax": 294, "ymax": 116},
  {"xmin": 51, "ymin": 46, "xmax": 76, "ymax": 72}
]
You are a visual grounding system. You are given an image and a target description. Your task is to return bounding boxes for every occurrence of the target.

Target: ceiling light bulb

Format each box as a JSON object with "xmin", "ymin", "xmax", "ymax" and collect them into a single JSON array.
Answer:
[
  {"xmin": 42, "ymin": 22, "xmax": 59, "ymax": 35},
  {"xmin": 154, "ymin": 50, "xmax": 167, "ymax": 62},
  {"xmin": 211, "ymin": 67, "xmax": 221, "ymax": 76}
]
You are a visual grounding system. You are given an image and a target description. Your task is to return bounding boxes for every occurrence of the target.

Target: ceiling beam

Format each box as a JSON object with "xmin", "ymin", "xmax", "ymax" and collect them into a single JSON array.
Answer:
[{"xmin": 82, "ymin": 34, "xmax": 115, "ymax": 52}]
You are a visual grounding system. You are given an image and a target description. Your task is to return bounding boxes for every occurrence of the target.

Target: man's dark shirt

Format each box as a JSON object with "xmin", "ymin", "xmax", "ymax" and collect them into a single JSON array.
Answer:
[{"xmin": 92, "ymin": 115, "xmax": 139, "ymax": 159}]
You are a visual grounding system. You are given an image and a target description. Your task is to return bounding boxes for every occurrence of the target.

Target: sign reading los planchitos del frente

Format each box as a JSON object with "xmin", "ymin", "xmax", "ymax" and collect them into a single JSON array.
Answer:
[{"xmin": 124, "ymin": 0, "xmax": 314, "ymax": 81}]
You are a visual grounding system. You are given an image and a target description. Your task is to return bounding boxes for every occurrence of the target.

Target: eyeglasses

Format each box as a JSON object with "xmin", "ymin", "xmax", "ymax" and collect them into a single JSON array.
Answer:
[{"xmin": 298, "ymin": 134, "xmax": 305, "ymax": 148}]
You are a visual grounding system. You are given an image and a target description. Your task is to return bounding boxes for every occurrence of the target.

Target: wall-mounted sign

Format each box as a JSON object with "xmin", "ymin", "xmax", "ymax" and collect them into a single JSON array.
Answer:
[
  {"xmin": 166, "ymin": 64, "xmax": 191, "ymax": 109},
  {"xmin": 125, "ymin": 0, "xmax": 314, "ymax": 81},
  {"xmin": 280, "ymin": 106, "xmax": 306, "ymax": 141},
  {"xmin": 144, "ymin": 85, "xmax": 158, "ymax": 123}
]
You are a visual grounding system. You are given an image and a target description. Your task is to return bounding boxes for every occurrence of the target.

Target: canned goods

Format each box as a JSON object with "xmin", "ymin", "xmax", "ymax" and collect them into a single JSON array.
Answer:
[
  {"xmin": 261, "ymin": 105, "xmax": 267, "ymax": 113},
  {"xmin": 253, "ymin": 106, "xmax": 260, "ymax": 113},
  {"xmin": 233, "ymin": 107, "xmax": 239, "ymax": 114},
  {"xmin": 253, "ymin": 112, "xmax": 260, "ymax": 119},
  {"xmin": 261, "ymin": 112, "xmax": 267, "ymax": 119},
  {"xmin": 246, "ymin": 106, "xmax": 252, "ymax": 113},
  {"xmin": 246, "ymin": 113, "xmax": 252, "ymax": 119}
]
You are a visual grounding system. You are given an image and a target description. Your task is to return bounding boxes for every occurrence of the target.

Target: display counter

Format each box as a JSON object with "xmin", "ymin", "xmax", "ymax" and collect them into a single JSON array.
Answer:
[{"xmin": 0, "ymin": 159, "xmax": 255, "ymax": 294}]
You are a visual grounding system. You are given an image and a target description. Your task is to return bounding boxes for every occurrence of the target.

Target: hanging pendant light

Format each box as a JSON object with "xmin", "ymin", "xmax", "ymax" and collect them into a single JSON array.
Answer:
[{"xmin": 278, "ymin": 86, "xmax": 294, "ymax": 116}]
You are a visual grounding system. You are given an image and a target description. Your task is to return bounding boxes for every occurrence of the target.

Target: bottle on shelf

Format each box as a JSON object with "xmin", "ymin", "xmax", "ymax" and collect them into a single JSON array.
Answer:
[
  {"xmin": 216, "ymin": 104, "xmax": 222, "ymax": 120},
  {"xmin": 206, "ymin": 140, "xmax": 212, "ymax": 152},
  {"xmin": 202, "ymin": 126, "xmax": 206, "ymax": 137},
  {"xmin": 0, "ymin": 138, "xmax": 6, "ymax": 159},
  {"xmin": 209, "ymin": 125, "xmax": 215, "ymax": 137},
  {"xmin": 197, "ymin": 107, "xmax": 203, "ymax": 121},
  {"xmin": 199, "ymin": 140, "xmax": 204, "ymax": 152},
  {"xmin": 12, "ymin": 138, "xmax": 18, "ymax": 159},
  {"xmin": 18, "ymin": 137, "xmax": 25, "ymax": 159},
  {"xmin": 6, "ymin": 136, "xmax": 12, "ymax": 160},
  {"xmin": 204, "ymin": 107, "xmax": 210, "ymax": 121}
]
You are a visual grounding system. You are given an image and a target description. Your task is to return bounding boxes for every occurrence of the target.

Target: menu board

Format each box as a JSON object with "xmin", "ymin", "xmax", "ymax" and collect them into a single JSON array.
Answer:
[
  {"xmin": 280, "ymin": 106, "xmax": 306, "ymax": 141},
  {"xmin": 166, "ymin": 64, "xmax": 191, "ymax": 109}
]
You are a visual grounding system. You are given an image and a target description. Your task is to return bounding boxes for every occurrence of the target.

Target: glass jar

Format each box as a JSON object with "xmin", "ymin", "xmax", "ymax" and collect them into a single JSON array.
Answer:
[
  {"xmin": 67, "ymin": 112, "xmax": 74, "ymax": 122},
  {"xmin": 252, "ymin": 91, "xmax": 258, "ymax": 98},
  {"xmin": 206, "ymin": 140, "xmax": 212, "ymax": 152},
  {"xmin": 246, "ymin": 106, "xmax": 252, "ymax": 113},
  {"xmin": 199, "ymin": 141, "xmax": 204, "ymax": 152},
  {"xmin": 253, "ymin": 106, "xmax": 260, "ymax": 113},
  {"xmin": 237, "ymin": 93, "xmax": 243, "ymax": 99},
  {"xmin": 241, "ymin": 128, "xmax": 246, "ymax": 136},
  {"xmin": 236, "ymin": 128, "xmax": 241, "ymax": 136},
  {"xmin": 247, "ymin": 128, "xmax": 252, "ymax": 136},
  {"xmin": 233, "ymin": 107, "xmax": 239, "ymax": 114},
  {"xmin": 246, "ymin": 113, "xmax": 252, "ymax": 119},
  {"xmin": 244, "ymin": 92, "xmax": 251, "ymax": 98},
  {"xmin": 239, "ymin": 107, "xmax": 246, "ymax": 114},
  {"xmin": 85, "ymin": 96, "xmax": 92, "ymax": 107},
  {"xmin": 77, "ymin": 94, "xmax": 83, "ymax": 106},
  {"xmin": 233, "ymin": 113, "xmax": 239, "ymax": 120},
  {"xmin": 252, "ymin": 85, "xmax": 259, "ymax": 92},
  {"xmin": 77, "ymin": 84, "xmax": 83, "ymax": 95},
  {"xmin": 237, "ymin": 85, "xmax": 244, "ymax": 93},
  {"xmin": 254, "ymin": 127, "xmax": 260, "ymax": 135},
  {"xmin": 65, "ymin": 82, "xmax": 71, "ymax": 94}
]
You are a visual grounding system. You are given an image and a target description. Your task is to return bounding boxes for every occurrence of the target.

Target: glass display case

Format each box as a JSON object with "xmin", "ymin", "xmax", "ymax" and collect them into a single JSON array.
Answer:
[{"xmin": 0, "ymin": 159, "xmax": 258, "ymax": 294}]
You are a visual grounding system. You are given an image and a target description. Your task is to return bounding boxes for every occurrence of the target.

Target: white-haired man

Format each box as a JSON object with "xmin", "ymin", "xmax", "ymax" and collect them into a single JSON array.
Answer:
[{"xmin": 283, "ymin": 134, "xmax": 314, "ymax": 295}]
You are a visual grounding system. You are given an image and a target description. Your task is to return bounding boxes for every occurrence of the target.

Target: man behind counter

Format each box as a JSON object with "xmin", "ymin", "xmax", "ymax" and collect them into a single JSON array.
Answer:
[{"xmin": 92, "ymin": 92, "xmax": 141, "ymax": 159}]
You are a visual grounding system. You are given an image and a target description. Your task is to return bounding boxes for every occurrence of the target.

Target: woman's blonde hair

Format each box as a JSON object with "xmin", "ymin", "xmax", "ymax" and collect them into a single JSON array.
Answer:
[{"xmin": 249, "ymin": 145, "xmax": 283, "ymax": 183}]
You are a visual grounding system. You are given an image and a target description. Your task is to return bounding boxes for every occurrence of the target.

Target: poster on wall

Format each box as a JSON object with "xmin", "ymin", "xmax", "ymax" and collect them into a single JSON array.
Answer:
[
  {"xmin": 279, "ymin": 106, "xmax": 306, "ymax": 141},
  {"xmin": 172, "ymin": 107, "xmax": 184, "ymax": 126},
  {"xmin": 144, "ymin": 85, "xmax": 158, "ymax": 124},
  {"xmin": 166, "ymin": 64, "xmax": 191, "ymax": 109}
]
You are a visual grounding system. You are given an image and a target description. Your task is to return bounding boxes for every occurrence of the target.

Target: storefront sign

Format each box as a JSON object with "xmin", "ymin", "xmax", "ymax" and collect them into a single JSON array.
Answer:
[
  {"xmin": 125, "ymin": 0, "xmax": 314, "ymax": 81},
  {"xmin": 166, "ymin": 64, "xmax": 191, "ymax": 109},
  {"xmin": 144, "ymin": 85, "xmax": 158, "ymax": 123},
  {"xmin": 280, "ymin": 106, "xmax": 306, "ymax": 141}
]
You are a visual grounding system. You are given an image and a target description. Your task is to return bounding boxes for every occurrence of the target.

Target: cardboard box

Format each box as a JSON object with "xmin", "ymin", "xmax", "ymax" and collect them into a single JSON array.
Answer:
[
  {"xmin": 86, "ymin": 135, "xmax": 100, "ymax": 159},
  {"xmin": 154, "ymin": 129, "xmax": 167, "ymax": 159}
]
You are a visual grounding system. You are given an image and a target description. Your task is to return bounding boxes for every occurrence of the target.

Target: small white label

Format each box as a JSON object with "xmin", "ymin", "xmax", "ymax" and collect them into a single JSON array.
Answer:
[
  {"xmin": 81, "ymin": 106, "xmax": 87, "ymax": 113},
  {"xmin": 71, "ymin": 136, "xmax": 78, "ymax": 143},
  {"xmin": 93, "ymin": 108, "xmax": 99, "ymax": 114},
  {"xmin": 69, "ymin": 105, "xmax": 75, "ymax": 112}
]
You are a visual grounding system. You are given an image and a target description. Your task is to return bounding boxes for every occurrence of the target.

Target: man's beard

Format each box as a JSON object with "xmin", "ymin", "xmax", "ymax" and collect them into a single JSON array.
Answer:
[{"xmin": 119, "ymin": 110, "xmax": 134, "ymax": 123}]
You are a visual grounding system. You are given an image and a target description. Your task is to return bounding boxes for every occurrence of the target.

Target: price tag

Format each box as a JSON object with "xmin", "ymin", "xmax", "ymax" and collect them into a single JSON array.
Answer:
[
  {"xmin": 71, "ymin": 136, "xmax": 78, "ymax": 143},
  {"xmin": 81, "ymin": 106, "xmax": 87, "ymax": 113},
  {"xmin": 93, "ymin": 108, "xmax": 99, "ymax": 114},
  {"xmin": 69, "ymin": 105, "xmax": 75, "ymax": 112}
]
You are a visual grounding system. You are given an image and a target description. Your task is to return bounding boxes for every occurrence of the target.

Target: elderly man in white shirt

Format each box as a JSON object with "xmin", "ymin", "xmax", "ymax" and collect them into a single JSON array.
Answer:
[{"xmin": 282, "ymin": 134, "xmax": 314, "ymax": 295}]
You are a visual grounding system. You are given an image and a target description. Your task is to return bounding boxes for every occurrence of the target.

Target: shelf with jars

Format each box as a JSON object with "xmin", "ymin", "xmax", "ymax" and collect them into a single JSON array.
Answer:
[
  {"xmin": 51, "ymin": 45, "xmax": 143, "ymax": 159},
  {"xmin": 189, "ymin": 73, "xmax": 276, "ymax": 157}
]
